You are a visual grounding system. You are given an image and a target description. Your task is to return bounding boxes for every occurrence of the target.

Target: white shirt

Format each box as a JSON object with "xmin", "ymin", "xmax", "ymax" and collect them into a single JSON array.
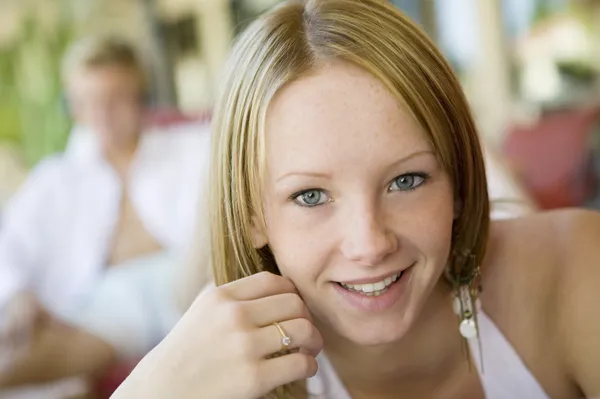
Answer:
[
  {"xmin": 307, "ymin": 309, "xmax": 549, "ymax": 398},
  {"xmin": 0, "ymin": 122, "xmax": 211, "ymax": 318}
]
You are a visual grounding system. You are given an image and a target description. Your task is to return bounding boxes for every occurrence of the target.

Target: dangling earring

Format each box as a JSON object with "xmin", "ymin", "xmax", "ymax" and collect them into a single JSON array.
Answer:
[
  {"xmin": 453, "ymin": 283, "xmax": 478, "ymax": 338},
  {"xmin": 448, "ymin": 251, "xmax": 483, "ymax": 370}
]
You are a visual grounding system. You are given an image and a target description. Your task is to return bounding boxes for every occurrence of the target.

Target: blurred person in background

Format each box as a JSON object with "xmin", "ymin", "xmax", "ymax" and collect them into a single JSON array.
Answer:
[{"xmin": 0, "ymin": 35, "xmax": 210, "ymax": 398}]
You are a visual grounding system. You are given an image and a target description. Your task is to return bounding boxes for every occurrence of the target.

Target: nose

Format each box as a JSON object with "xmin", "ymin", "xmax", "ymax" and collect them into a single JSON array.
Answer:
[
  {"xmin": 90, "ymin": 103, "xmax": 113, "ymax": 125},
  {"xmin": 340, "ymin": 203, "xmax": 398, "ymax": 266}
]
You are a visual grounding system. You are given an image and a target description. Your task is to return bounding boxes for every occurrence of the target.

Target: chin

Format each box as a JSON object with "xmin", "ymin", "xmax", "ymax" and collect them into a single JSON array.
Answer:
[
  {"xmin": 310, "ymin": 295, "xmax": 421, "ymax": 347},
  {"xmin": 339, "ymin": 317, "xmax": 414, "ymax": 346}
]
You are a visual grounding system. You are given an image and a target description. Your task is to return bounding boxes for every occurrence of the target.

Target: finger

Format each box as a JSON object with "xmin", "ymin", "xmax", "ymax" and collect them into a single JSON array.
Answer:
[
  {"xmin": 253, "ymin": 318, "xmax": 323, "ymax": 358},
  {"xmin": 242, "ymin": 293, "xmax": 312, "ymax": 327},
  {"xmin": 220, "ymin": 272, "xmax": 298, "ymax": 301},
  {"xmin": 258, "ymin": 352, "xmax": 318, "ymax": 393}
]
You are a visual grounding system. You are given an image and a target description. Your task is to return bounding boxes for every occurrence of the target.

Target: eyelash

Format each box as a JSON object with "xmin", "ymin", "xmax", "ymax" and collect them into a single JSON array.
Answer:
[
  {"xmin": 289, "ymin": 172, "xmax": 430, "ymax": 208},
  {"xmin": 388, "ymin": 172, "xmax": 430, "ymax": 193},
  {"xmin": 289, "ymin": 189, "xmax": 331, "ymax": 208}
]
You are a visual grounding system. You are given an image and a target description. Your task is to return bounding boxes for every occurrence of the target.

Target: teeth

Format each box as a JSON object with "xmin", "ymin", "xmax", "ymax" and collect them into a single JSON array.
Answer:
[
  {"xmin": 363, "ymin": 283, "xmax": 375, "ymax": 293},
  {"xmin": 340, "ymin": 272, "xmax": 402, "ymax": 295}
]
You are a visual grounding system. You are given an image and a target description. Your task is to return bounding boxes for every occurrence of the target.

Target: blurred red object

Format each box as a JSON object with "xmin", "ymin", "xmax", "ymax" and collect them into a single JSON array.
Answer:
[
  {"xmin": 93, "ymin": 360, "xmax": 139, "ymax": 398},
  {"xmin": 145, "ymin": 108, "xmax": 212, "ymax": 128},
  {"xmin": 503, "ymin": 106, "xmax": 600, "ymax": 209}
]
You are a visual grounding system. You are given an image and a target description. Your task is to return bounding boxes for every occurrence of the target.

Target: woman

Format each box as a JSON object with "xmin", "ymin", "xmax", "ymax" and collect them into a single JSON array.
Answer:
[{"xmin": 113, "ymin": 0, "xmax": 600, "ymax": 398}]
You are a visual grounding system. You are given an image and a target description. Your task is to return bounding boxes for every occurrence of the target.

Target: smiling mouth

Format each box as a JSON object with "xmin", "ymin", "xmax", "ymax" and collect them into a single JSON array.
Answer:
[{"xmin": 337, "ymin": 271, "xmax": 404, "ymax": 297}]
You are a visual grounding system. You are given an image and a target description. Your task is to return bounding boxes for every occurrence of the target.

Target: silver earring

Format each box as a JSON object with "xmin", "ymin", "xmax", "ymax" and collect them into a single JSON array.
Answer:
[
  {"xmin": 448, "ymin": 251, "xmax": 484, "ymax": 371},
  {"xmin": 453, "ymin": 283, "xmax": 478, "ymax": 339},
  {"xmin": 448, "ymin": 251, "xmax": 481, "ymax": 337}
]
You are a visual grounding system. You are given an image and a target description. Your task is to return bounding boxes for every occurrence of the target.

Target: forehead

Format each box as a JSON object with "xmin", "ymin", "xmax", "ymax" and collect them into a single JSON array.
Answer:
[{"xmin": 265, "ymin": 60, "xmax": 432, "ymax": 175}]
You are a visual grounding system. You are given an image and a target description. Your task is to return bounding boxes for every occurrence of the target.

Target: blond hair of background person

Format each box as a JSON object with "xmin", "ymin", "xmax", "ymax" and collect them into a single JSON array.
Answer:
[
  {"xmin": 114, "ymin": 1, "xmax": 599, "ymax": 398},
  {"xmin": 0, "ymin": 35, "xmax": 210, "ymax": 397}
]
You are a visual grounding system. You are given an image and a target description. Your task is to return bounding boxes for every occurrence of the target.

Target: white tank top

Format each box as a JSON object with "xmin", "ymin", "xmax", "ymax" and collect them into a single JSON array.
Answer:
[{"xmin": 306, "ymin": 310, "xmax": 549, "ymax": 398}]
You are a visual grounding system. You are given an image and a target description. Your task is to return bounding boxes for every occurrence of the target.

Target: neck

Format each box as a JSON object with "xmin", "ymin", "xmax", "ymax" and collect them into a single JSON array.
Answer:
[
  {"xmin": 320, "ymin": 281, "xmax": 467, "ymax": 396},
  {"xmin": 103, "ymin": 134, "xmax": 140, "ymax": 180}
]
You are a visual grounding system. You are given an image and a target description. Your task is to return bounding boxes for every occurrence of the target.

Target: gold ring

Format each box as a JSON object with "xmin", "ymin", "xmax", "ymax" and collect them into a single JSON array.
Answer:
[{"xmin": 273, "ymin": 322, "xmax": 292, "ymax": 351}]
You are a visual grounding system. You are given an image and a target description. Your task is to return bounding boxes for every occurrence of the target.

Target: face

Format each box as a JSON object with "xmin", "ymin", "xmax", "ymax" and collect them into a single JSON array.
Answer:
[
  {"xmin": 67, "ymin": 65, "xmax": 144, "ymax": 153},
  {"xmin": 255, "ymin": 60, "xmax": 455, "ymax": 346}
]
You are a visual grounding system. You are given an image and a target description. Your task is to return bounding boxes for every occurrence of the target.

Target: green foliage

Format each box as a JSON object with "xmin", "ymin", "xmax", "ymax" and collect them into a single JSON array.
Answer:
[
  {"xmin": 0, "ymin": 1, "xmax": 74, "ymax": 167},
  {"xmin": 532, "ymin": 0, "xmax": 555, "ymax": 24}
]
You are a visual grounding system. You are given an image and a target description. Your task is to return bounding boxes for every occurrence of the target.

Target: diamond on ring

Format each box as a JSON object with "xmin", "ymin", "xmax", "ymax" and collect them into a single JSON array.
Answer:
[{"xmin": 273, "ymin": 322, "xmax": 292, "ymax": 351}]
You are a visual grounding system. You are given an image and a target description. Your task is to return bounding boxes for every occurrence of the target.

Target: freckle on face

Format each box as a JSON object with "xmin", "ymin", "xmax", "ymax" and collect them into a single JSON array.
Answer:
[{"xmin": 257, "ymin": 60, "xmax": 454, "ymax": 345}]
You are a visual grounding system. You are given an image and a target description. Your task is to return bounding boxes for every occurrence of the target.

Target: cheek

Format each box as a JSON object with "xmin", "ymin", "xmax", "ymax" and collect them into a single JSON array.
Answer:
[
  {"xmin": 409, "ymin": 181, "xmax": 455, "ymax": 264},
  {"xmin": 263, "ymin": 207, "xmax": 332, "ymax": 283}
]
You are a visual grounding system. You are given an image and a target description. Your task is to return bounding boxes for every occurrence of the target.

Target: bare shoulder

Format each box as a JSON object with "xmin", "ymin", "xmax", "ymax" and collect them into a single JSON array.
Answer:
[
  {"xmin": 485, "ymin": 207, "xmax": 600, "ymax": 297},
  {"xmin": 551, "ymin": 209, "xmax": 600, "ymax": 397},
  {"xmin": 481, "ymin": 209, "xmax": 600, "ymax": 397},
  {"xmin": 482, "ymin": 209, "xmax": 570, "ymax": 303},
  {"xmin": 484, "ymin": 208, "xmax": 600, "ymax": 294}
]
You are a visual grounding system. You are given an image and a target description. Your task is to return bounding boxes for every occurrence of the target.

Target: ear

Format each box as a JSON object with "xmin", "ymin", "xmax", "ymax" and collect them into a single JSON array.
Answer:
[{"xmin": 250, "ymin": 215, "xmax": 268, "ymax": 248}]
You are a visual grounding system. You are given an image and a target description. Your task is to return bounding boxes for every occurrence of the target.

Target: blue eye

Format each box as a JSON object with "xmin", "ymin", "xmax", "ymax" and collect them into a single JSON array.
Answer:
[
  {"xmin": 390, "ymin": 173, "xmax": 427, "ymax": 192},
  {"xmin": 293, "ymin": 189, "xmax": 330, "ymax": 207}
]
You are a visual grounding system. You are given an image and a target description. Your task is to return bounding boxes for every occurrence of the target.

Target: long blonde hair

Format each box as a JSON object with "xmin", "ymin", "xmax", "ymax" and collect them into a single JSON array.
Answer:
[{"xmin": 209, "ymin": 0, "xmax": 489, "ymax": 396}]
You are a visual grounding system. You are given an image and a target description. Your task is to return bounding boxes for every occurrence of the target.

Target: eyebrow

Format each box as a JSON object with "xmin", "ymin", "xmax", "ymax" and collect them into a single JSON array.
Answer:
[{"xmin": 275, "ymin": 149, "xmax": 435, "ymax": 183}]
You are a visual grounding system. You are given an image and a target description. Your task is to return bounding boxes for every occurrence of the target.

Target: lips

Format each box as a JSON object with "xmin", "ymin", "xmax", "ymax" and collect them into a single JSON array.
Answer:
[
  {"xmin": 333, "ymin": 265, "xmax": 414, "ymax": 312},
  {"xmin": 337, "ymin": 271, "xmax": 404, "ymax": 296}
]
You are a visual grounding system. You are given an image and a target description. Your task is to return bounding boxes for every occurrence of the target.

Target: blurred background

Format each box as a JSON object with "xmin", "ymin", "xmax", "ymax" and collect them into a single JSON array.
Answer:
[{"xmin": 2, "ymin": 0, "xmax": 600, "ymax": 211}]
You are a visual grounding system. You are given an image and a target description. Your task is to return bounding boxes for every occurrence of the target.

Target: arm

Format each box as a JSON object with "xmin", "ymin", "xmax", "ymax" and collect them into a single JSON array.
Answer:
[
  {"xmin": 558, "ymin": 209, "xmax": 600, "ymax": 397},
  {"xmin": 0, "ymin": 159, "xmax": 59, "ymax": 356},
  {"xmin": 0, "ymin": 158, "xmax": 118, "ymax": 386},
  {"xmin": 0, "ymin": 169, "xmax": 47, "ymax": 309},
  {"xmin": 0, "ymin": 317, "xmax": 116, "ymax": 387}
]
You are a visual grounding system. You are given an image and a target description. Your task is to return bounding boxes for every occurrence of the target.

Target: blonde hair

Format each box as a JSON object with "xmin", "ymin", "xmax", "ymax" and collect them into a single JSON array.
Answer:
[
  {"xmin": 61, "ymin": 35, "xmax": 147, "ymax": 94},
  {"xmin": 209, "ymin": 0, "xmax": 490, "ymax": 396}
]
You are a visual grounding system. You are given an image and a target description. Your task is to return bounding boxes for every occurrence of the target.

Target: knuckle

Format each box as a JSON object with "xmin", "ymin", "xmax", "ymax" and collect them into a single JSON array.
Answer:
[
  {"xmin": 224, "ymin": 302, "xmax": 248, "ymax": 327},
  {"xmin": 298, "ymin": 319, "xmax": 323, "ymax": 352},
  {"xmin": 254, "ymin": 271, "xmax": 295, "ymax": 292},
  {"xmin": 203, "ymin": 286, "xmax": 228, "ymax": 305},
  {"xmin": 286, "ymin": 294, "xmax": 307, "ymax": 317},
  {"xmin": 294, "ymin": 354, "xmax": 318, "ymax": 378},
  {"xmin": 254, "ymin": 271, "xmax": 279, "ymax": 287},
  {"xmin": 295, "ymin": 318, "xmax": 314, "ymax": 340},
  {"xmin": 280, "ymin": 277, "xmax": 297, "ymax": 292}
]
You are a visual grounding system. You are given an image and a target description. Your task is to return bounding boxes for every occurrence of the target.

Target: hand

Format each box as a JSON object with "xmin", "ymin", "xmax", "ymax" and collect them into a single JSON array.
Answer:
[
  {"xmin": 0, "ymin": 291, "xmax": 48, "ymax": 374},
  {"xmin": 112, "ymin": 272, "xmax": 323, "ymax": 399}
]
